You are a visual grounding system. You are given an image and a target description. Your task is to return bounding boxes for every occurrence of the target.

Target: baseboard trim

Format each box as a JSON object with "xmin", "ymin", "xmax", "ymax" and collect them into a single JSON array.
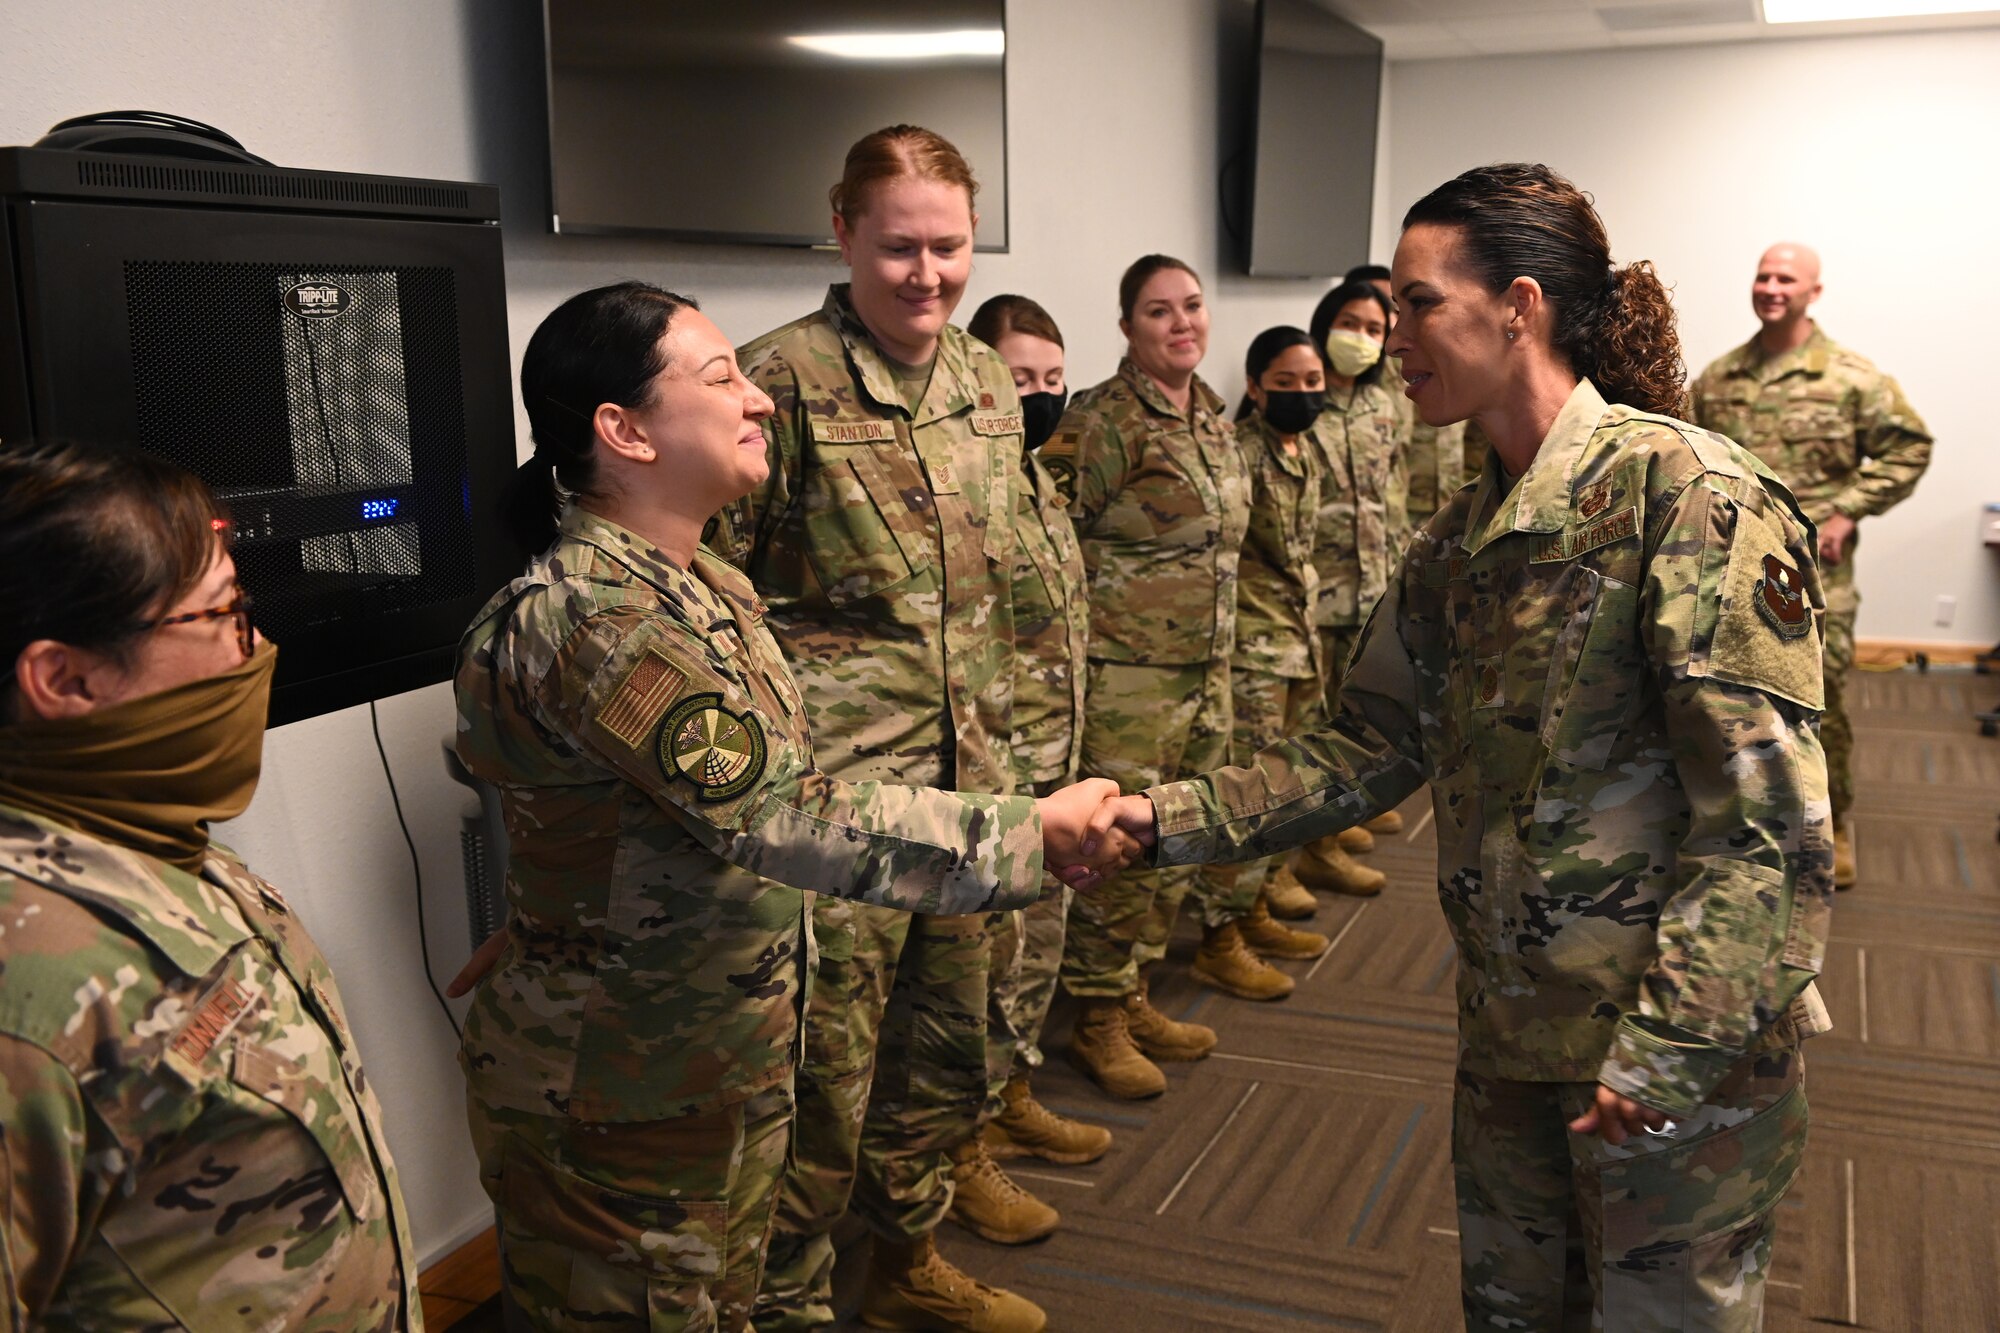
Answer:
[
  {"xmin": 420, "ymin": 1226, "xmax": 499, "ymax": 1332},
  {"xmin": 1855, "ymin": 638, "xmax": 1991, "ymax": 668}
]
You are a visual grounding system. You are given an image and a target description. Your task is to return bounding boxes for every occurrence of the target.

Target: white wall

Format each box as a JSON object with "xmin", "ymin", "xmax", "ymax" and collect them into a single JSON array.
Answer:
[
  {"xmin": 1383, "ymin": 28, "xmax": 2000, "ymax": 647},
  {"xmin": 1, "ymin": 0, "xmax": 1332, "ymax": 1265}
]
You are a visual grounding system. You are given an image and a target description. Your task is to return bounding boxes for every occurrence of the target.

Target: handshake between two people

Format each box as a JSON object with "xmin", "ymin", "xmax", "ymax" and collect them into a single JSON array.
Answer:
[
  {"xmin": 1032, "ymin": 780, "xmax": 1161, "ymax": 892},
  {"xmin": 445, "ymin": 783, "xmax": 1164, "ymax": 1001}
]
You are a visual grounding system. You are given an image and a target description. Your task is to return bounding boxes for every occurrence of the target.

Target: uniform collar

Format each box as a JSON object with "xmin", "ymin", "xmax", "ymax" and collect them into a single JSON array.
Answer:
[
  {"xmin": 1117, "ymin": 356, "xmax": 1225, "ymax": 424},
  {"xmin": 557, "ymin": 506, "xmax": 764, "ymax": 628},
  {"xmin": 560, "ymin": 506, "xmax": 687, "ymax": 598},
  {"xmin": 821, "ymin": 284, "xmax": 986, "ymax": 427},
  {"xmin": 1460, "ymin": 378, "xmax": 1609, "ymax": 554},
  {"xmin": 1725, "ymin": 321, "xmax": 1833, "ymax": 380},
  {"xmin": 0, "ymin": 801, "xmax": 253, "ymax": 977},
  {"xmin": 1327, "ymin": 381, "xmax": 1381, "ymax": 419},
  {"xmin": 1240, "ymin": 411, "xmax": 1312, "ymax": 479}
]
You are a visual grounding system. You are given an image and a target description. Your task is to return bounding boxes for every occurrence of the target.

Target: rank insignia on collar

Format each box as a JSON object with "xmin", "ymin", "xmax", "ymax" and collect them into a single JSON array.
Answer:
[
  {"xmin": 1754, "ymin": 554, "xmax": 1813, "ymax": 639},
  {"xmin": 659, "ymin": 692, "xmax": 767, "ymax": 801},
  {"xmin": 1577, "ymin": 477, "xmax": 1613, "ymax": 519},
  {"xmin": 978, "ymin": 390, "xmax": 996, "ymax": 410}
]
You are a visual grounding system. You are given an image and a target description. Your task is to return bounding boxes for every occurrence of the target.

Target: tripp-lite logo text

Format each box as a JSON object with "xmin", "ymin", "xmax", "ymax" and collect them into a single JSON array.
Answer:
[{"xmin": 283, "ymin": 281, "xmax": 350, "ymax": 319}]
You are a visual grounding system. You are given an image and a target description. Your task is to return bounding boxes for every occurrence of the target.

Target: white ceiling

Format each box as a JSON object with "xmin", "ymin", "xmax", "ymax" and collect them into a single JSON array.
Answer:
[{"xmin": 1319, "ymin": 0, "xmax": 2000, "ymax": 59}]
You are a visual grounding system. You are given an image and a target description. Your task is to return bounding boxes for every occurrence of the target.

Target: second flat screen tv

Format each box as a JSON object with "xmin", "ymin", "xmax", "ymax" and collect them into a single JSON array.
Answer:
[
  {"xmin": 544, "ymin": 0, "xmax": 1009, "ymax": 250},
  {"xmin": 1247, "ymin": 0, "xmax": 1382, "ymax": 278}
]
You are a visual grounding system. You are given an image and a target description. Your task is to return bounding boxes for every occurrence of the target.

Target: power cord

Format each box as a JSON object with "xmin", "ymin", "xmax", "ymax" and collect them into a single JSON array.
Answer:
[{"xmin": 370, "ymin": 698, "xmax": 462, "ymax": 1040}]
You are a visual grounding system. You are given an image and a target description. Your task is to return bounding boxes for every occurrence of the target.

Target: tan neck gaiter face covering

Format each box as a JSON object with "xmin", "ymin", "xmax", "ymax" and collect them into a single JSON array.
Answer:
[{"xmin": 0, "ymin": 642, "xmax": 277, "ymax": 871}]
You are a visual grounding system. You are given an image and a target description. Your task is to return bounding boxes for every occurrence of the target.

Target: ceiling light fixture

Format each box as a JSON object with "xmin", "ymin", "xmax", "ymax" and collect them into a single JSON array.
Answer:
[
  {"xmin": 1763, "ymin": 0, "xmax": 2000, "ymax": 21},
  {"xmin": 786, "ymin": 30, "xmax": 1005, "ymax": 60}
]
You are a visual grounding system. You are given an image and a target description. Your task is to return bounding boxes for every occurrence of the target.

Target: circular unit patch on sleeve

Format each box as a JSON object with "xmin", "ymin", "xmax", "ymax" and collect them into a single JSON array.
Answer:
[{"xmin": 658, "ymin": 692, "xmax": 767, "ymax": 802}]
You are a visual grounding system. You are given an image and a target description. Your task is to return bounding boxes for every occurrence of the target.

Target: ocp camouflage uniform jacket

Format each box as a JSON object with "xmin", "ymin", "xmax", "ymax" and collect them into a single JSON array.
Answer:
[
  {"xmin": 1148, "ymin": 380, "xmax": 1836, "ymax": 1118},
  {"xmin": 1389, "ymin": 371, "xmax": 1468, "ymax": 527},
  {"xmin": 0, "ymin": 806, "xmax": 420, "ymax": 1330},
  {"xmin": 1010, "ymin": 446, "xmax": 1090, "ymax": 787},
  {"xmin": 719, "ymin": 285, "xmax": 1026, "ymax": 795},
  {"xmin": 1312, "ymin": 382, "xmax": 1410, "ymax": 628},
  {"xmin": 1231, "ymin": 412, "xmax": 1323, "ymax": 682},
  {"xmin": 1690, "ymin": 324, "xmax": 1932, "ymax": 527},
  {"xmin": 452, "ymin": 509, "xmax": 1044, "ymax": 1122},
  {"xmin": 1043, "ymin": 358, "xmax": 1251, "ymax": 666}
]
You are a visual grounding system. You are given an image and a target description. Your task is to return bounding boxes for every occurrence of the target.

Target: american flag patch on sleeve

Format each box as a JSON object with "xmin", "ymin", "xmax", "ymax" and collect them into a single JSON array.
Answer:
[{"xmin": 598, "ymin": 647, "xmax": 690, "ymax": 749}]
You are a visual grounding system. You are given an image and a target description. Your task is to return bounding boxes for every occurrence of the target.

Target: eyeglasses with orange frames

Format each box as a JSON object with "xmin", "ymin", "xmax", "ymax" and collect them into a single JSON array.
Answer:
[{"xmin": 141, "ymin": 585, "xmax": 257, "ymax": 659}]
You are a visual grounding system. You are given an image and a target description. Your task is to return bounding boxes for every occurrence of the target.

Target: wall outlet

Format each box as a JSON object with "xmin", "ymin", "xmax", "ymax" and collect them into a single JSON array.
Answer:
[{"xmin": 1935, "ymin": 595, "xmax": 1957, "ymax": 628}]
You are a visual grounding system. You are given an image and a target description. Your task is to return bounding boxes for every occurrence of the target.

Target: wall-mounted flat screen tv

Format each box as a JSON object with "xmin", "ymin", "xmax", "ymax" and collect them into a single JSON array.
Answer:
[
  {"xmin": 543, "ymin": 0, "xmax": 1009, "ymax": 250},
  {"xmin": 1247, "ymin": 0, "xmax": 1382, "ymax": 277}
]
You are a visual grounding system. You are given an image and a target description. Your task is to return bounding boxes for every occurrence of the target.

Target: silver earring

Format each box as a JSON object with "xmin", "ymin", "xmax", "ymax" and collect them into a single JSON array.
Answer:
[{"xmin": 1506, "ymin": 331, "xmax": 1516, "ymax": 341}]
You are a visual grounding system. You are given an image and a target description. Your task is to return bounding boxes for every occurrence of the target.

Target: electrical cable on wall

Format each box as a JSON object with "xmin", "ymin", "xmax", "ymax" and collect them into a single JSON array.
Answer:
[{"xmin": 370, "ymin": 698, "xmax": 461, "ymax": 1039}]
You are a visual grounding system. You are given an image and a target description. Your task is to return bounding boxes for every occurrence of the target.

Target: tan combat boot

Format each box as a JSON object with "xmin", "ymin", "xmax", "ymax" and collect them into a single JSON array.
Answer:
[
  {"xmin": 1833, "ymin": 821, "xmax": 1857, "ymax": 890},
  {"xmin": 985, "ymin": 1076, "xmax": 1112, "ymax": 1165},
  {"xmin": 1295, "ymin": 837, "xmax": 1386, "ymax": 897},
  {"xmin": 1262, "ymin": 863, "xmax": 1319, "ymax": 919},
  {"xmin": 947, "ymin": 1137, "xmax": 1059, "ymax": 1245},
  {"xmin": 1238, "ymin": 895, "xmax": 1329, "ymax": 960},
  {"xmin": 1192, "ymin": 922, "xmax": 1296, "ymax": 1000},
  {"xmin": 1364, "ymin": 810, "xmax": 1404, "ymax": 835},
  {"xmin": 859, "ymin": 1234, "xmax": 1047, "ymax": 1333},
  {"xmin": 1336, "ymin": 825, "xmax": 1376, "ymax": 853},
  {"xmin": 1068, "ymin": 996, "xmax": 1166, "ymax": 1098},
  {"xmin": 1124, "ymin": 978, "xmax": 1218, "ymax": 1061}
]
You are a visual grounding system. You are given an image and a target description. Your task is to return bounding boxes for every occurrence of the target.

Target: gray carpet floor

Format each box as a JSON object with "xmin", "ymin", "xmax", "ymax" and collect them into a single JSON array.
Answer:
[{"xmin": 823, "ymin": 665, "xmax": 2000, "ymax": 1331}]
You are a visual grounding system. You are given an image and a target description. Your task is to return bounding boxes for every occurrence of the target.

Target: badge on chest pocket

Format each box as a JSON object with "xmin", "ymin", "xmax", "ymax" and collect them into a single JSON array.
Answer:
[{"xmin": 1473, "ymin": 655, "xmax": 1506, "ymax": 709}]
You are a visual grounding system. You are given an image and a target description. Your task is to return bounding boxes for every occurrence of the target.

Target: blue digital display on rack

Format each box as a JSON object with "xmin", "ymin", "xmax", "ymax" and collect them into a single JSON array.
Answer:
[{"xmin": 360, "ymin": 497, "xmax": 401, "ymax": 521}]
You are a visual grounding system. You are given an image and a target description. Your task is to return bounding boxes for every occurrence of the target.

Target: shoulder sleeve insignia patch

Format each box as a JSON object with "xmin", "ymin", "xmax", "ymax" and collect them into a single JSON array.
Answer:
[
  {"xmin": 1041, "ymin": 456, "xmax": 1078, "ymax": 506},
  {"xmin": 1754, "ymin": 554, "xmax": 1813, "ymax": 639},
  {"xmin": 1706, "ymin": 507, "xmax": 1824, "ymax": 709},
  {"xmin": 659, "ymin": 692, "xmax": 768, "ymax": 802},
  {"xmin": 598, "ymin": 647, "xmax": 690, "ymax": 750}
]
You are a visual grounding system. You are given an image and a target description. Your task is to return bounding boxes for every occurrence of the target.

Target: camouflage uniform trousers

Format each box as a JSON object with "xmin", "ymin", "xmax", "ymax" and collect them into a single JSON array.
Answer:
[
  {"xmin": 468, "ymin": 1083, "xmax": 794, "ymax": 1332},
  {"xmin": 1195, "ymin": 668, "xmax": 1328, "ymax": 922},
  {"xmin": 984, "ymin": 780, "xmax": 1074, "ymax": 1101},
  {"xmin": 1821, "ymin": 551, "xmax": 1858, "ymax": 825},
  {"xmin": 756, "ymin": 898, "xmax": 992, "ymax": 1330},
  {"xmin": 1060, "ymin": 658, "xmax": 1232, "ymax": 996},
  {"xmin": 1455, "ymin": 1046, "xmax": 1807, "ymax": 1332}
]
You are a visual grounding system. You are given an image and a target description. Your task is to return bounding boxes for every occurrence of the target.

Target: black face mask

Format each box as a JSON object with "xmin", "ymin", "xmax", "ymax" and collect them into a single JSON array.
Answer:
[
  {"xmin": 1261, "ymin": 389, "xmax": 1326, "ymax": 435},
  {"xmin": 1020, "ymin": 390, "xmax": 1069, "ymax": 450}
]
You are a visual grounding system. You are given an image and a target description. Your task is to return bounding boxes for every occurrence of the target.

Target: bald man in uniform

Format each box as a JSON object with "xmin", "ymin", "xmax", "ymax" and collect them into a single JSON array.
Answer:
[{"xmin": 1691, "ymin": 243, "xmax": 1933, "ymax": 888}]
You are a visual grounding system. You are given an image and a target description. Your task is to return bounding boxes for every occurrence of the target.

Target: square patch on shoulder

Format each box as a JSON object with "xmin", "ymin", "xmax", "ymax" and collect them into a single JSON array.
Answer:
[{"xmin": 599, "ymin": 648, "xmax": 690, "ymax": 750}]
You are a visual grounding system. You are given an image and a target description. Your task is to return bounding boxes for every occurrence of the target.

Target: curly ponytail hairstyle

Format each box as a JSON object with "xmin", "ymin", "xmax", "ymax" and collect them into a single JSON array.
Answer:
[{"xmin": 1401, "ymin": 163, "xmax": 1685, "ymax": 416}]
